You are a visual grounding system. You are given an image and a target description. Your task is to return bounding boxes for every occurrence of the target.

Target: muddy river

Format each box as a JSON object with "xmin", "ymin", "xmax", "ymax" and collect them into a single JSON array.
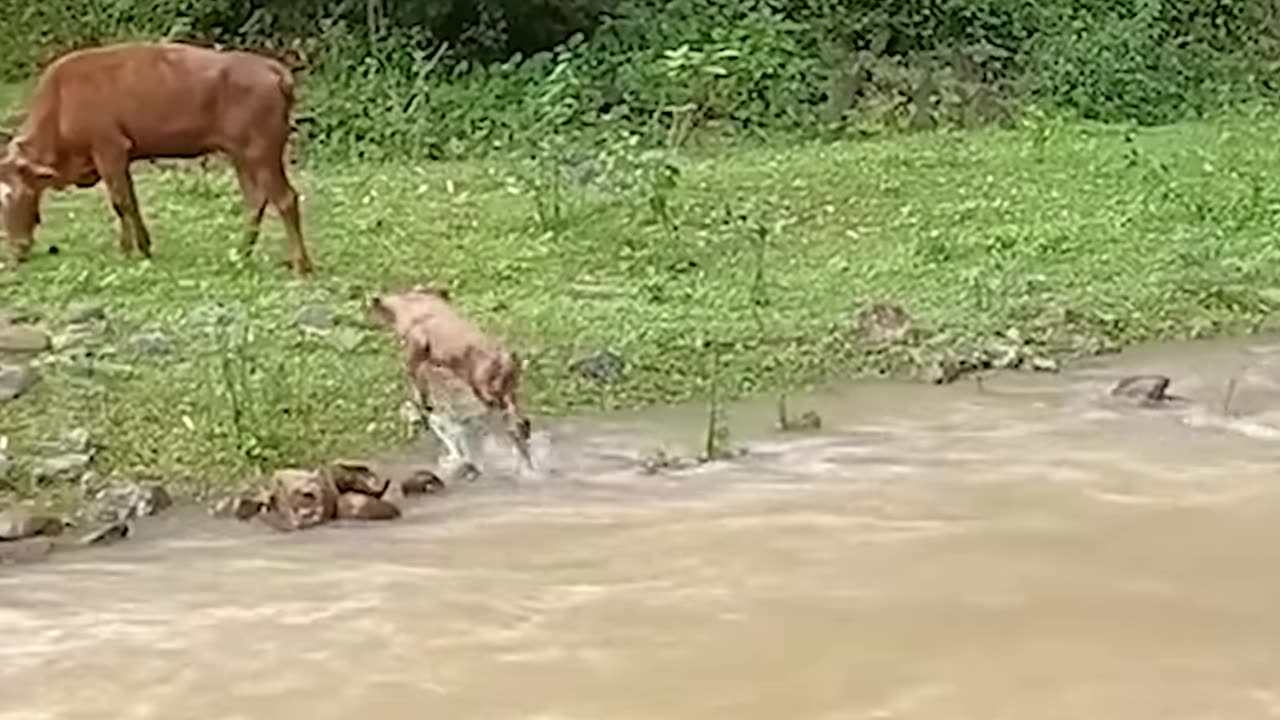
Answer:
[{"xmin": 4, "ymin": 336, "xmax": 1280, "ymax": 719}]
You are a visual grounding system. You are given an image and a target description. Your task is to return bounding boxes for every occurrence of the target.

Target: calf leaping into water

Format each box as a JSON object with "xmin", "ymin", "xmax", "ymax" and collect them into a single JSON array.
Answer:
[{"xmin": 367, "ymin": 285, "xmax": 534, "ymax": 479}]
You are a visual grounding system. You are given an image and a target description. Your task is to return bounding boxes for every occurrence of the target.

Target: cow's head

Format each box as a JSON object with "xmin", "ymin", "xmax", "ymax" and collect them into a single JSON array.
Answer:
[{"xmin": 0, "ymin": 140, "xmax": 56, "ymax": 258}]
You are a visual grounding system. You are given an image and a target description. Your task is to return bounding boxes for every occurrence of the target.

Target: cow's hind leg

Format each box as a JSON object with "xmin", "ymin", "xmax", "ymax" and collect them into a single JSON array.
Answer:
[
  {"xmin": 92, "ymin": 146, "xmax": 150, "ymax": 259},
  {"xmin": 255, "ymin": 156, "xmax": 312, "ymax": 276},
  {"xmin": 231, "ymin": 158, "xmax": 267, "ymax": 260}
]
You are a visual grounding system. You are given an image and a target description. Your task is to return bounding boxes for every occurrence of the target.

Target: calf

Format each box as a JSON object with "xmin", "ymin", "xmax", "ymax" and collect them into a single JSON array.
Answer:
[
  {"xmin": 0, "ymin": 42, "xmax": 313, "ymax": 274},
  {"xmin": 367, "ymin": 285, "xmax": 534, "ymax": 477}
]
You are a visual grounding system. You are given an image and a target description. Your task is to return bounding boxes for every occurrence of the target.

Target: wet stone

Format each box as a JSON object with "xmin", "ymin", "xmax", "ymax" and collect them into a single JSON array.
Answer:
[{"xmin": 400, "ymin": 469, "xmax": 446, "ymax": 496}]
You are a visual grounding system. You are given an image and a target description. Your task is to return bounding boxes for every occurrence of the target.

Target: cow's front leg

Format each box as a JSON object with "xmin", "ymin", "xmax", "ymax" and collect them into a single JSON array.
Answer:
[{"xmin": 93, "ymin": 149, "xmax": 150, "ymax": 258}]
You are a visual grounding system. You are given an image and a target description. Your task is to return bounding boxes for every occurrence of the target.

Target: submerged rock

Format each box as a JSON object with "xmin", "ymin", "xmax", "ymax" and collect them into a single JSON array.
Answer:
[
  {"xmin": 0, "ymin": 538, "xmax": 55, "ymax": 565},
  {"xmin": 336, "ymin": 493, "xmax": 401, "ymax": 521}
]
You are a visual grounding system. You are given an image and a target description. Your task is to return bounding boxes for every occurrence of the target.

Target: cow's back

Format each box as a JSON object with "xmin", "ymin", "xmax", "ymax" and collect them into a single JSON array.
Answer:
[{"xmin": 30, "ymin": 43, "xmax": 291, "ymax": 158}]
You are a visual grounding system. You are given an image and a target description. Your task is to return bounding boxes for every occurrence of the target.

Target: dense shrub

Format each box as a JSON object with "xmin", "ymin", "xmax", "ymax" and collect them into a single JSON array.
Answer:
[{"xmin": 0, "ymin": 0, "xmax": 1275, "ymax": 159}]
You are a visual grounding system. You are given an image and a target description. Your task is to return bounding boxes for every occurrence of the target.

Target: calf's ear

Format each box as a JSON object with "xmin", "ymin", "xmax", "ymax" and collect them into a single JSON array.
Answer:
[{"xmin": 366, "ymin": 296, "xmax": 395, "ymax": 325}]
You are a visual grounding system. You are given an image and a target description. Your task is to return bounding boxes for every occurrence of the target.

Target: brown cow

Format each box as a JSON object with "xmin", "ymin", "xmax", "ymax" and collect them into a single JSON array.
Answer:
[
  {"xmin": 367, "ymin": 285, "xmax": 535, "ymax": 477},
  {"xmin": 0, "ymin": 42, "xmax": 314, "ymax": 274}
]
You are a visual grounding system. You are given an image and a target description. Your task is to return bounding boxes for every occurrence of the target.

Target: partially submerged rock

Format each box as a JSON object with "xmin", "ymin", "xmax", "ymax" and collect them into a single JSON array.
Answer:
[
  {"xmin": 80, "ymin": 520, "xmax": 131, "ymax": 546},
  {"xmin": 0, "ymin": 508, "xmax": 66, "ymax": 541},
  {"xmin": 89, "ymin": 482, "xmax": 173, "ymax": 521},
  {"xmin": 400, "ymin": 468, "xmax": 446, "ymax": 496},
  {"xmin": 324, "ymin": 459, "xmax": 390, "ymax": 497},
  {"xmin": 1110, "ymin": 374, "xmax": 1182, "ymax": 406},
  {"xmin": 336, "ymin": 493, "xmax": 401, "ymax": 521},
  {"xmin": 210, "ymin": 494, "xmax": 266, "ymax": 521},
  {"xmin": 0, "ymin": 538, "xmax": 55, "ymax": 565}
]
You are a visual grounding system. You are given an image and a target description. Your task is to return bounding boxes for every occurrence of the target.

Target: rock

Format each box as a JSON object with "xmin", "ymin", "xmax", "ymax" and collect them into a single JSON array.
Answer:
[
  {"xmin": 919, "ymin": 355, "xmax": 965, "ymax": 385},
  {"xmin": 336, "ymin": 492, "xmax": 401, "ymax": 521},
  {"xmin": 854, "ymin": 303, "xmax": 915, "ymax": 345},
  {"xmin": 0, "ymin": 509, "xmax": 66, "ymax": 540},
  {"xmin": 1029, "ymin": 356, "xmax": 1059, "ymax": 373},
  {"xmin": 210, "ymin": 494, "xmax": 265, "ymax": 521},
  {"xmin": 0, "ymin": 537, "xmax": 55, "ymax": 565},
  {"xmin": 126, "ymin": 331, "xmax": 173, "ymax": 356},
  {"xmin": 51, "ymin": 323, "xmax": 105, "ymax": 353},
  {"xmin": 400, "ymin": 469, "xmax": 446, "ymax": 496},
  {"xmin": 570, "ymin": 351, "xmax": 626, "ymax": 384},
  {"xmin": 295, "ymin": 305, "xmax": 334, "ymax": 334},
  {"xmin": 328, "ymin": 327, "xmax": 365, "ymax": 353},
  {"xmin": 639, "ymin": 449, "xmax": 694, "ymax": 475},
  {"xmin": 987, "ymin": 343, "xmax": 1025, "ymax": 370},
  {"xmin": 324, "ymin": 460, "xmax": 390, "ymax": 497},
  {"xmin": 80, "ymin": 520, "xmax": 130, "ymax": 546},
  {"xmin": 1109, "ymin": 374, "xmax": 1183, "ymax": 406},
  {"xmin": 0, "ymin": 324, "xmax": 51, "ymax": 353},
  {"xmin": 58, "ymin": 427, "xmax": 93, "ymax": 455},
  {"xmin": 63, "ymin": 302, "xmax": 106, "ymax": 324},
  {"xmin": 0, "ymin": 363, "xmax": 36, "ymax": 401},
  {"xmin": 90, "ymin": 482, "xmax": 173, "ymax": 521},
  {"xmin": 263, "ymin": 468, "xmax": 339, "ymax": 530},
  {"xmin": 33, "ymin": 453, "xmax": 92, "ymax": 484}
]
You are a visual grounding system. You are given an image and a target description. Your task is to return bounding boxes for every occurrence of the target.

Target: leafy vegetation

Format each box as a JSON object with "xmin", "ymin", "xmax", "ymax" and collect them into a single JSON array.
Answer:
[{"xmin": 1, "ymin": 0, "xmax": 1277, "ymax": 157}]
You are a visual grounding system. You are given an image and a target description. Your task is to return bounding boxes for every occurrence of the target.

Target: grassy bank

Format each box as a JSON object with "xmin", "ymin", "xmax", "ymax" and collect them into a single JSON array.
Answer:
[{"xmin": 4, "ymin": 109, "xmax": 1280, "ymax": 501}]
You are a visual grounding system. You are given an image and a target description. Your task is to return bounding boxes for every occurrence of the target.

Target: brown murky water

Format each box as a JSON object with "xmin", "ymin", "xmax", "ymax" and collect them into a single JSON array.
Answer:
[{"xmin": 5, "ymin": 336, "xmax": 1280, "ymax": 719}]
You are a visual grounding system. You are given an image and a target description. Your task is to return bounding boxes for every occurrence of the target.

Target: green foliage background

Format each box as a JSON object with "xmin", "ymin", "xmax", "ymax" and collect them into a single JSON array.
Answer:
[{"xmin": 2, "ymin": 0, "xmax": 1276, "ymax": 158}]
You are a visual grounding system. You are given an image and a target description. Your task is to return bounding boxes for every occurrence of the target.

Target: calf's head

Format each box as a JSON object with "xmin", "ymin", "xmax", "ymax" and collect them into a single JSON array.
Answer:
[
  {"xmin": 0, "ymin": 141, "xmax": 55, "ymax": 257},
  {"xmin": 366, "ymin": 285, "xmax": 451, "ymax": 331}
]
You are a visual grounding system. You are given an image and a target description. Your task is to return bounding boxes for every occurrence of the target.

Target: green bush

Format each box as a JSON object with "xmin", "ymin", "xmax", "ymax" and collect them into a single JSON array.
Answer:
[{"xmin": 1, "ymin": 0, "xmax": 1276, "ymax": 158}]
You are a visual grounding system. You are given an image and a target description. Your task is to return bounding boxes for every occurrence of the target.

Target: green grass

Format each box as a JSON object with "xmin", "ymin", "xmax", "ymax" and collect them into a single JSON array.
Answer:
[{"xmin": 5, "ymin": 109, "xmax": 1280, "ymax": 501}]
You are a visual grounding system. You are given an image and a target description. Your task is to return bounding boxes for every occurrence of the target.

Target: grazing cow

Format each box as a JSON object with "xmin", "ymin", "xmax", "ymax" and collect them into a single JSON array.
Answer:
[
  {"xmin": 367, "ymin": 285, "xmax": 535, "ymax": 477},
  {"xmin": 0, "ymin": 42, "xmax": 314, "ymax": 274}
]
